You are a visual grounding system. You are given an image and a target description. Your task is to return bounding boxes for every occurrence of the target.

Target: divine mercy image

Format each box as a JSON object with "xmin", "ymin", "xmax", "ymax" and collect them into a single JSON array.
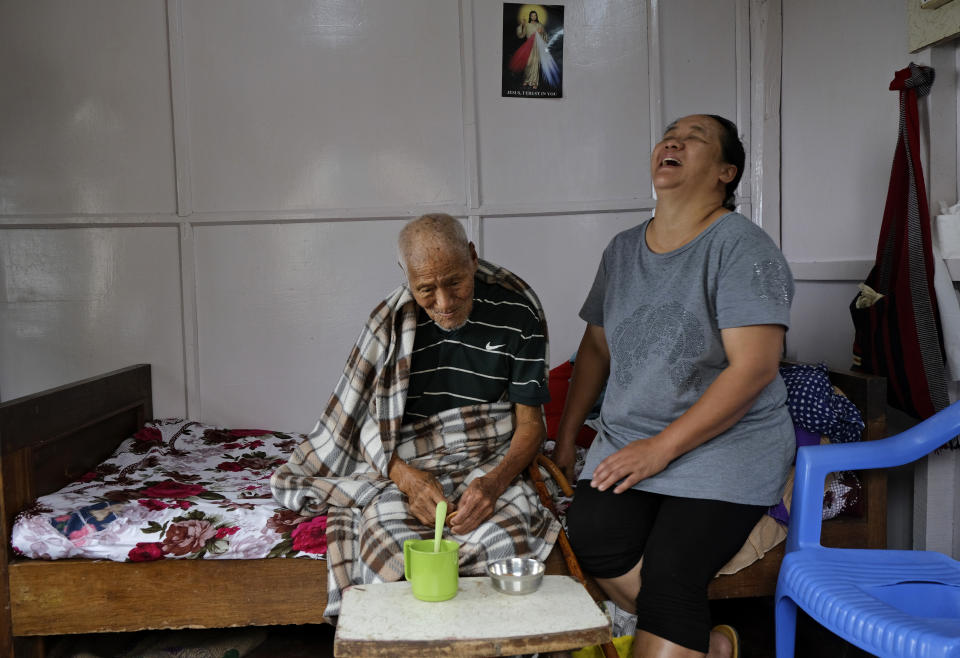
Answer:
[{"xmin": 502, "ymin": 3, "xmax": 564, "ymax": 98}]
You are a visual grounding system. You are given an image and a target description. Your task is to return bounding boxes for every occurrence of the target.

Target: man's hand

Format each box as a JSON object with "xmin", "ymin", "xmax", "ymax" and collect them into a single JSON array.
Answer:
[
  {"xmin": 589, "ymin": 436, "xmax": 673, "ymax": 494},
  {"xmin": 450, "ymin": 475, "xmax": 501, "ymax": 535},
  {"xmin": 447, "ymin": 403, "xmax": 544, "ymax": 534},
  {"xmin": 388, "ymin": 455, "xmax": 452, "ymax": 526}
]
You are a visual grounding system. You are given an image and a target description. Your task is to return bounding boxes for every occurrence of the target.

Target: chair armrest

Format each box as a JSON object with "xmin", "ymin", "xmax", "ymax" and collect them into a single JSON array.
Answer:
[
  {"xmin": 788, "ymin": 400, "xmax": 960, "ymax": 551},
  {"xmin": 533, "ymin": 454, "xmax": 575, "ymax": 497}
]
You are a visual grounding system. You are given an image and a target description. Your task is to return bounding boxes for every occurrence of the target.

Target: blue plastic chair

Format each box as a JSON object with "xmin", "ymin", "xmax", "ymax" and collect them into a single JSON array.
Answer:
[{"xmin": 776, "ymin": 400, "xmax": 960, "ymax": 658}]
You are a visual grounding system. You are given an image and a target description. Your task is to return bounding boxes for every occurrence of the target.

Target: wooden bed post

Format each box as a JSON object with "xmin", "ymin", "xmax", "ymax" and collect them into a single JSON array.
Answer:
[
  {"xmin": 0, "ymin": 365, "xmax": 153, "ymax": 656},
  {"xmin": 0, "ymin": 442, "xmax": 39, "ymax": 657}
]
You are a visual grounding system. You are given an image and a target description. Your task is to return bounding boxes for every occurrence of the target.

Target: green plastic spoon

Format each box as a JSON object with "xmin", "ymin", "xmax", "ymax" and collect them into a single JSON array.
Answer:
[{"xmin": 433, "ymin": 500, "xmax": 447, "ymax": 552}]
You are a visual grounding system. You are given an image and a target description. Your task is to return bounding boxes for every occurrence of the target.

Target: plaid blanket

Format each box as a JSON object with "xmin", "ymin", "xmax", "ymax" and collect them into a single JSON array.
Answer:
[{"xmin": 271, "ymin": 260, "xmax": 560, "ymax": 618}]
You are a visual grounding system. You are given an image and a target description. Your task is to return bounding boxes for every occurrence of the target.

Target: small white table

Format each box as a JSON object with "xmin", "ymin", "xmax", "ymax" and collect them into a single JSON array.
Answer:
[{"xmin": 334, "ymin": 575, "xmax": 611, "ymax": 657}]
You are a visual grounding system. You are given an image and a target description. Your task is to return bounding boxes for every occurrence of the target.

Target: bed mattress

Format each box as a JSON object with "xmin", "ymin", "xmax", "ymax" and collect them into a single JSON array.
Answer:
[{"xmin": 11, "ymin": 419, "xmax": 327, "ymax": 562}]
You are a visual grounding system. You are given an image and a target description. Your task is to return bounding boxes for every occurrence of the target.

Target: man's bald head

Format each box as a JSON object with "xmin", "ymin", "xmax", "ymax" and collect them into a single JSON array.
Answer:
[
  {"xmin": 397, "ymin": 214, "xmax": 479, "ymax": 331},
  {"xmin": 398, "ymin": 213, "xmax": 473, "ymax": 273}
]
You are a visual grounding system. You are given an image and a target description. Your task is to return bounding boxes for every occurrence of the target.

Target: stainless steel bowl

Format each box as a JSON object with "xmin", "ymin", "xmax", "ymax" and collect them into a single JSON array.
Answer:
[{"xmin": 486, "ymin": 557, "xmax": 545, "ymax": 595}]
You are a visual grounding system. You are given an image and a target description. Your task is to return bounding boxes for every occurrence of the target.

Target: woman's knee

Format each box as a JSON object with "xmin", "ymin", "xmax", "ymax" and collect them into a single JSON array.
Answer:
[
  {"xmin": 565, "ymin": 490, "xmax": 608, "ymax": 558},
  {"xmin": 565, "ymin": 485, "xmax": 648, "ymax": 578}
]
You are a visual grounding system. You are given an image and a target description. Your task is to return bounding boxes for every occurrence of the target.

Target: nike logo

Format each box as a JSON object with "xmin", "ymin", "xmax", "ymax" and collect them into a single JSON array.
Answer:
[{"xmin": 485, "ymin": 342, "xmax": 505, "ymax": 351}]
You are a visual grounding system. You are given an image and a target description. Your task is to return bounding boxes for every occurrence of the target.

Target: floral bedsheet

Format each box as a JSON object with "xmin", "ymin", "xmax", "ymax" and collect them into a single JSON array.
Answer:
[{"xmin": 11, "ymin": 419, "xmax": 327, "ymax": 562}]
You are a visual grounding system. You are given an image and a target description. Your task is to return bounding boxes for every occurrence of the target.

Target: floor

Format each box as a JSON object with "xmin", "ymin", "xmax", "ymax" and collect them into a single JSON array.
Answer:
[
  {"xmin": 44, "ymin": 624, "xmax": 336, "ymax": 658},
  {"xmin": 42, "ymin": 598, "xmax": 871, "ymax": 658}
]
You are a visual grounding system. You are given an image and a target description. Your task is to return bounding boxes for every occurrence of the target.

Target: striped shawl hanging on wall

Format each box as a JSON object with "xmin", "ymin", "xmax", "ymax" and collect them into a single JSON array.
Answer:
[{"xmin": 850, "ymin": 63, "xmax": 951, "ymax": 427}]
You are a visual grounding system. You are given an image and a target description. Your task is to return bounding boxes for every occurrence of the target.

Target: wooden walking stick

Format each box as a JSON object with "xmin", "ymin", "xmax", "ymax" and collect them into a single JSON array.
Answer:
[{"xmin": 528, "ymin": 454, "xmax": 620, "ymax": 658}]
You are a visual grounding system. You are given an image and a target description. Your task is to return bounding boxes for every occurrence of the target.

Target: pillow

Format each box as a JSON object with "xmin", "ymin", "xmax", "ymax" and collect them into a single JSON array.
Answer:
[
  {"xmin": 823, "ymin": 469, "xmax": 864, "ymax": 519},
  {"xmin": 544, "ymin": 361, "xmax": 597, "ymax": 448},
  {"xmin": 768, "ymin": 436, "xmax": 865, "ymax": 526},
  {"xmin": 780, "ymin": 362, "xmax": 865, "ymax": 443},
  {"xmin": 769, "ymin": 364, "xmax": 868, "ymax": 524}
]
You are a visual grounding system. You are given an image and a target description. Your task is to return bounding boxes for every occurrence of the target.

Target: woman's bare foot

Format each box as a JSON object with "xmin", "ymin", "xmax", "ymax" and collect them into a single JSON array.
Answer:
[{"xmin": 706, "ymin": 627, "xmax": 735, "ymax": 658}]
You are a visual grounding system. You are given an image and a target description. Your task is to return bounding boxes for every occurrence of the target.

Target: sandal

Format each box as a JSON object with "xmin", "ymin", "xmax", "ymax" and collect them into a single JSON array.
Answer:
[{"xmin": 711, "ymin": 624, "xmax": 740, "ymax": 658}]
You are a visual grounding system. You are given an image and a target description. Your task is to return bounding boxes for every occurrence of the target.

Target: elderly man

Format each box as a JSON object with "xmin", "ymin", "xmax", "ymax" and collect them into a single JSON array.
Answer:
[{"xmin": 271, "ymin": 213, "xmax": 560, "ymax": 618}]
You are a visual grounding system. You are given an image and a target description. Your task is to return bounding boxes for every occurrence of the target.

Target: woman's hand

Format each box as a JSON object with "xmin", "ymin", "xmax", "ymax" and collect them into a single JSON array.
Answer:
[
  {"xmin": 590, "ymin": 325, "xmax": 786, "ymax": 495},
  {"xmin": 388, "ymin": 456, "xmax": 453, "ymax": 527},
  {"xmin": 551, "ymin": 439, "xmax": 578, "ymax": 484},
  {"xmin": 590, "ymin": 436, "xmax": 673, "ymax": 494},
  {"xmin": 555, "ymin": 324, "xmax": 610, "ymax": 484}
]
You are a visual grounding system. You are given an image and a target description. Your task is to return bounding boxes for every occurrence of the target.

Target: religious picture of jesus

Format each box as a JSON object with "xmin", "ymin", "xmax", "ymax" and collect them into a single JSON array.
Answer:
[{"xmin": 501, "ymin": 3, "xmax": 564, "ymax": 99}]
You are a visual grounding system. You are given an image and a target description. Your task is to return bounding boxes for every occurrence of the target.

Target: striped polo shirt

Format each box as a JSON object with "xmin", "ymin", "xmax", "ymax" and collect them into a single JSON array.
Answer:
[{"xmin": 403, "ymin": 278, "xmax": 549, "ymax": 422}]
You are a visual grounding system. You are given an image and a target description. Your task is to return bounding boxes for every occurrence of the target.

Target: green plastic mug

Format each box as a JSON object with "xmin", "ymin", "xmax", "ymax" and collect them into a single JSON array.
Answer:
[{"xmin": 403, "ymin": 538, "xmax": 460, "ymax": 602}]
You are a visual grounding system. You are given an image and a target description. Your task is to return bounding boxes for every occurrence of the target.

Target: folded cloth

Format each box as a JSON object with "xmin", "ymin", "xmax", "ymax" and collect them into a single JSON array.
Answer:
[
  {"xmin": 270, "ymin": 259, "xmax": 560, "ymax": 618},
  {"xmin": 716, "ymin": 511, "xmax": 787, "ymax": 576},
  {"xmin": 605, "ymin": 600, "xmax": 638, "ymax": 638},
  {"xmin": 932, "ymin": 239, "xmax": 960, "ymax": 383},
  {"xmin": 854, "ymin": 283, "xmax": 885, "ymax": 309}
]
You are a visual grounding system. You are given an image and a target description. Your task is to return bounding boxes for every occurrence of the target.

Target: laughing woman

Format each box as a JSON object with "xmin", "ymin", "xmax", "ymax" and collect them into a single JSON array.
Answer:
[{"xmin": 552, "ymin": 115, "xmax": 794, "ymax": 658}]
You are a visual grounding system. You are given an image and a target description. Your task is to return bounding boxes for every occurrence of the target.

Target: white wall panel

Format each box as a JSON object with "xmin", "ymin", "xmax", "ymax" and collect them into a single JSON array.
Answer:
[
  {"xmin": 0, "ymin": 0, "xmax": 756, "ymax": 431},
  {"xmin": 482, "ymin": 212, "xmax": 644, "ymax": 366},
  {"xmin": 781, "ymin": 0, "xmax": 907, "ymax": 263},
  {"xmin": 784, "ymin": 281, "xmax": 856, "ymax": 370},
  {"xmin": 0, "ymin": 1, "xmax": 176, "ymax": 215},
  {"xmin": 194, "ymin": 221, "xmax": 406, "ymax": 430},
  {"xmin": 182, "ymin": 1, "xmax": 466, "ymax": 213},
  {"xmin": 660, "ymin": 0, "xmax": 739, "ymax": 126},
  {"xmin": 474, "ymin": 1, "xmax": 652, "ymax": 206},
  {"xmin": 0, "ymin": 227, "xmax": 185, "ymax": 415}
]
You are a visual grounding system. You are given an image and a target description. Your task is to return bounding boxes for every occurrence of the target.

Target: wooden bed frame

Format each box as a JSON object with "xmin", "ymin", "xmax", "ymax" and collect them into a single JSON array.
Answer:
[{"xmin": 0, "ymin": 363, "xmax": 886, "ymax": 656}]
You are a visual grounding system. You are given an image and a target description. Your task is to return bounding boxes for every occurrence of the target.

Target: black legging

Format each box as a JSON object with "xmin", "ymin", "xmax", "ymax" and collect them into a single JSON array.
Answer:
[{"xmin": 566, "ymin": 483, "xmax": 767, "ymax": 653}]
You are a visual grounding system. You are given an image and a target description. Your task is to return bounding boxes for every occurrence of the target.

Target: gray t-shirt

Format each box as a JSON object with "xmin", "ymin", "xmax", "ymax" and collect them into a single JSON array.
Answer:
[{"xmin": 579, "ymin": 212, "xmax": 795, "ymax": 505}]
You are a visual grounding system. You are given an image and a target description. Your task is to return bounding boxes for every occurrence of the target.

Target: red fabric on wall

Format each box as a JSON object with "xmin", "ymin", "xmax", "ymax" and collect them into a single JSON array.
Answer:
[{"xmin": 850, "ymin": 63, "xmax": 949, "ymax": 421}]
